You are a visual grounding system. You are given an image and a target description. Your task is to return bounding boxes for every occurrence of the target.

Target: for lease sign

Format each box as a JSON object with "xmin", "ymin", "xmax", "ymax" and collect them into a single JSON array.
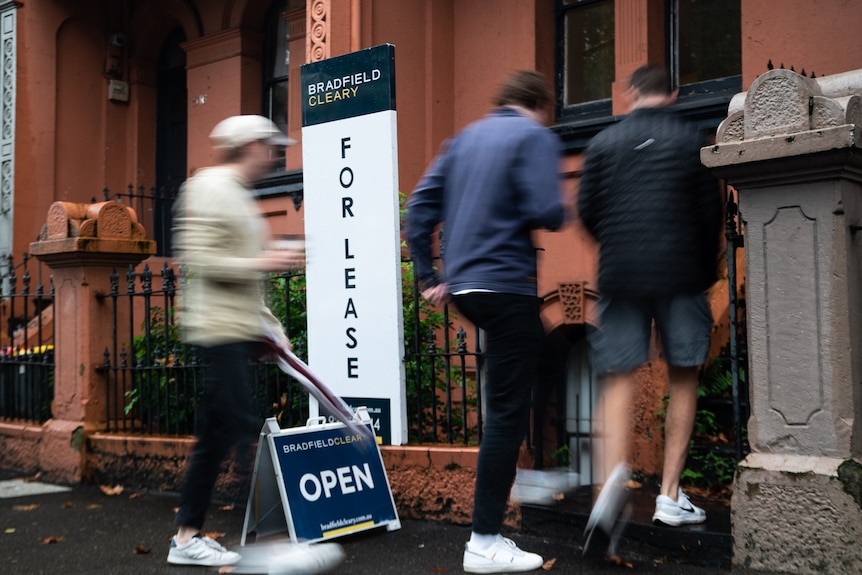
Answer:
[{"xmin": 300, "ymin": 45, "xmax": 406, "ymax": 445}]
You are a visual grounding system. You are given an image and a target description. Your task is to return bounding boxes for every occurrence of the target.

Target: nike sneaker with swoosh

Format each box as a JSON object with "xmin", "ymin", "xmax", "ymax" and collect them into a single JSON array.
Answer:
[{"xmin": 652, "ymin": 489, "xmax": 707, "ymax": 526}]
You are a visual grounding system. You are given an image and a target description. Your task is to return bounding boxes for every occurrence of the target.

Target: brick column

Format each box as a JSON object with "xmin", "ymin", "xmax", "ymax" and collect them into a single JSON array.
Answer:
[
  {"xmin": 703, "ymin": 68, "xmax": 862, "ymax": 575},
  {"xmin": 30, "ymin": 201, "xmax": 155, "ymax": 483},
  {"xmin": 612, "ymin": 0, "xmax": 665, "ymax": 115}
]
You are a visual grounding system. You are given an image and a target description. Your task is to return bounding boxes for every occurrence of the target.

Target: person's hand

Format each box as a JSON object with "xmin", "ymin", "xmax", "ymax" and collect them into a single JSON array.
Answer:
[
  {"xmin": 421, "ymin": 283, "xmax": 450, "ymax": 306},
  {"xmin": 258, "ymin": 247, "xmax": 305, "ymax": 271}
]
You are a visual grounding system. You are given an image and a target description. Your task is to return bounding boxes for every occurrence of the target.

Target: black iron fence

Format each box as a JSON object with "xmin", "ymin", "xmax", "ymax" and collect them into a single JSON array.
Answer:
[
  {"xmin": 3, "ymin": 187, "xmax": 750, "ymax": 482},
  {"xmin": 723, "ymin": 187, "xmax": 750, "ymax": 462},
  {"xmin": 0, "ymin": 255, "xmax": 55, "ymax": 423},
  {"xmin": 98, "ymin": 259, "xmax": 486, "ymax": 444}
]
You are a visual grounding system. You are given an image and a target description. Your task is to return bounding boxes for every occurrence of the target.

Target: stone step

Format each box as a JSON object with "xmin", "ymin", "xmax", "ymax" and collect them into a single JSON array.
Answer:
[{"xmin": 519, "ymin": 483, "xmax": 731, "ymax": 568}]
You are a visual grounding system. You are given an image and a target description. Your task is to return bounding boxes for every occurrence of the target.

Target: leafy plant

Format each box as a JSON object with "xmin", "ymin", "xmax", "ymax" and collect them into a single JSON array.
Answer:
[
  {"xmin": 399, "ymin": 192, "xmax": 480, "ymax": 443},
  {"xmin": 264, "ymin": 270, "xmax": 310, "ymax": 427},
  {"xmin": 549, "ymin": 444, "xmax": 570, "ymax": 468},
  {"xmin": 126, "ymin": 305, "xmax": 199, "ymax": 433}
]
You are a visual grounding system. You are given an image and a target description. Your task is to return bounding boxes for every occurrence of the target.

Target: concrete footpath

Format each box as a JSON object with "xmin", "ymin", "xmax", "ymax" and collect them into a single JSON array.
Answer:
[{"xmin": 0, "ymin": 470, "xmax": 779, "ymax": 575}]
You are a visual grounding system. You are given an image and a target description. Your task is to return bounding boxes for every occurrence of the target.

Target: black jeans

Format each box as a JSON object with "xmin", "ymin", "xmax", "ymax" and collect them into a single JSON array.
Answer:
[
  {"xmin": 452, "ymin": 292, "xmax": 544, "ymax": 535},
  {"xmin": 174, "ymin": 342, "xmax": 261, "ymax": 530}
]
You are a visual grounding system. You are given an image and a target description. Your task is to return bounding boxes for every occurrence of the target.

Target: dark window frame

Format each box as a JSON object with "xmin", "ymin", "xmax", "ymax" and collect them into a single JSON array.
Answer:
[
  {"xmin": 261, "ymin": 0, "xmax": 291, "ymax": 174},
  {"xmin": 667, "ymin": 0, "xmax": 742, "ymax": 112},
  {"xmin": 257, "ymin": 1, "xmax": 305, "ymax": 209},
  {"xmin": 554, "ymin": 0, "xmax": 615, "ymax": 124},
  {"xmin": 553, "ymin": 0, "xmax": 742, "ymax": 152}
]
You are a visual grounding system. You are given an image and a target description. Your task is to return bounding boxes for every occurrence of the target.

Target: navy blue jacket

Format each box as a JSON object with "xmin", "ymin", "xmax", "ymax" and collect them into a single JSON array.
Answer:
[
  {"xmin": 578, "ymin": 106, "xmax": 721, "ymax": 296},
  {"xmin": 406, "ymin": 107, "xmax": 565, "ymax": 297}
]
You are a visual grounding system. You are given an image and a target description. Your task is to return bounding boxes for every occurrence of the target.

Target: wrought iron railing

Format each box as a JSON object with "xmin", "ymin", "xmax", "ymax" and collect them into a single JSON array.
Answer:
[
  {"xmin": 0, "ymin": 254, "xmax": 54, "ymax": 423},
  {"xmin": 98, "ymin": 259, "xmax": 486, "ymax": 444}
]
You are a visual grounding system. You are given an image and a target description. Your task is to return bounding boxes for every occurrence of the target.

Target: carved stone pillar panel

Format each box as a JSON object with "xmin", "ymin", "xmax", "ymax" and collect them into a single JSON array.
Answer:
[{"xmin": 704, "ymin": 67, "xmax": 862, "ymax": 575}]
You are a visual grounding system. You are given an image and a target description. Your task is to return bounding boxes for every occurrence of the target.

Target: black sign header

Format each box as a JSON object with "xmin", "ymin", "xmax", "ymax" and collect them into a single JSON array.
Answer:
[{"xmin": 301, "ymin": 44, "xmax": 396, "ymax": 127}]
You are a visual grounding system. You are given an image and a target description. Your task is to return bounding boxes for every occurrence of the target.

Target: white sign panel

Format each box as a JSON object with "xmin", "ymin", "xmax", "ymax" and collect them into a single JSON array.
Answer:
[{"xmin": 300, "ymin": 45, "xmax": 407, "ymax": 445}]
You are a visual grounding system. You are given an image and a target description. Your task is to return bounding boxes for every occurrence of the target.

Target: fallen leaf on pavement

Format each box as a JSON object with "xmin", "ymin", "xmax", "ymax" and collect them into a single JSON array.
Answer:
[
  {"xmin": 62, "ymin": 502, "xmax": 74, "ymax": 509},
  {"xmin": 606, "ymin": 554, "xmax": 633, "ymax": 568},
  {"xmin": 129, "ymin": 492, "xmax": 142, "ymax": 499},
  {"xmin": 5, "ymin": 528, "xmax": 15, "ymax": 534},
  {"xmin": 133, "ymin": 545, "xmax": 152, "ymax": 554},
  {"xmin": 16, "ymin": 472, "xmax": 41, "ymax": 483},
  {"xmin": 13, "ymin": 504, "xmax": 39, "ymax": 511},
  {"xmin": 542, "ymin": 557, "xmax": 557, "ymax": 570},
  {"xmin": 86, "ymin": 503, "xmax": 102, "ymax": 510},
  {"xmin": 218, "ymin": 567, "xmax": 235, "ymax": 574},
  {"xmin": 218, "ymin": 504, "xmax": 234, "ymax": 511},
  {"xmin": 203, "ymin": 531, "xmax": 226, "ymax": 542},
  {"xmin": 41, "ymin": 536, "xmax": 63, "ymax": 544},
  {"xmin": 100, "ymin": 484, "xmax": 124, "ymax": 496}
]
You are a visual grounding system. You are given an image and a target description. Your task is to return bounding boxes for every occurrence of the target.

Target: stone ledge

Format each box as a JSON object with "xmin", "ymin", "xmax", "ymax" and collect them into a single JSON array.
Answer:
[{"xmin": 702, "ymin": 123, "xmax": 860, "ymax": 169}]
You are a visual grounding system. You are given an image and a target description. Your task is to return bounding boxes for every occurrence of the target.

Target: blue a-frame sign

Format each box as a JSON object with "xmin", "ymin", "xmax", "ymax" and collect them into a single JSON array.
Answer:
[{"xmin": 241, "ymin": 410, "xmax": 400, "ymax": 545}]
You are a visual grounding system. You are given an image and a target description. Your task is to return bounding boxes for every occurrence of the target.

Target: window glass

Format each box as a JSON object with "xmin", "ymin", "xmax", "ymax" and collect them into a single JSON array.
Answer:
[
  {"xmin": 675, "ymin": 0, "xmax": 741, "ymax": 86},
  {"xmin": 263, "ymin": 1, "xmax": 290, "ymax": 168},
  {"xmin": 562, "ymin": 0, "xmax": 615, "ymax": 107}
]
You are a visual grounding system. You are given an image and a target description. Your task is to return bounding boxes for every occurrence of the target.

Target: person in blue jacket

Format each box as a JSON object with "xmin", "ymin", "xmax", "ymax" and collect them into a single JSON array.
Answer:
[{"xmin": 407, "ymin": 70, "xmax": 567, "ymax": 574}]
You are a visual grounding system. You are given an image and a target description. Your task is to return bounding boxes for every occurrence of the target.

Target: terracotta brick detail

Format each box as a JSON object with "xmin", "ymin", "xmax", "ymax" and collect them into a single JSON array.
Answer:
[
  {"xmin": 43, "ymin": 200, "xmax": 144, "ymax": 241},
  {"xmin": 558, "ymin": 282, "xmax": 585, "ymax": 324},
  {"xmin": 308, "ymin": 0, "xmax": 328, "ymax": 62}
]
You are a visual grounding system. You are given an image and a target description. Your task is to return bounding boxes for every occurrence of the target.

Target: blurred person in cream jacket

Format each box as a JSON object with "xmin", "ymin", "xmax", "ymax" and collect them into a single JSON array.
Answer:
[{"xmin": 168, "ymin": 115, "xmax": 303, "ymax": 568}]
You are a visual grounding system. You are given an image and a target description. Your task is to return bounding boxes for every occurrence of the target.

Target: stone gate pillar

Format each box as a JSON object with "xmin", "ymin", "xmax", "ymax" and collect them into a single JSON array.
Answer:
[
  {"xmin": 29, "ymin": 201, "xmax": 155, "ymax": 483},
  {"xmin": 703, "ymin": 69, "xmax": 862, "ymax": 574}
]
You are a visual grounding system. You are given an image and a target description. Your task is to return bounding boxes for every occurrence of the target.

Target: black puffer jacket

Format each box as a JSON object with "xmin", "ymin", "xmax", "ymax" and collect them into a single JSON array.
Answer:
[{"xmin": 578, "ymin": 107, "xmax": 721, "ymax": 297}]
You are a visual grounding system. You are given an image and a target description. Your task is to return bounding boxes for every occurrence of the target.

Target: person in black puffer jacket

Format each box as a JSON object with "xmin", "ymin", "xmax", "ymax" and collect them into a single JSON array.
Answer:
[{"xmin": 578, "ymin": 64, "xmax": 722, "ymax": 556}]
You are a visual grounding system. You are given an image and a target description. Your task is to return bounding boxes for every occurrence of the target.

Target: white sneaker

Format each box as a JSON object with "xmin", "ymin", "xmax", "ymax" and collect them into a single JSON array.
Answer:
[
  {"xmin": 652, "ymin": 489, "xmax": 707, "ymax": 526},
  {"xmin": 582, "ymin": 462, "xmax": 631, "ymax": 556},
  {"xmin": 511, "ymin": 468, "xmax": 580, "ymax": 505},
  {"xmin": 233, "ymin": 541, "xmax": 345, "ymax": 575},
  {"xmin": 462, "ymin": 536, "xmax": 543, "ymax": 574},
  {"xmin": 167, "ymin": 535, "xmax": 242, "ymax": 566}
]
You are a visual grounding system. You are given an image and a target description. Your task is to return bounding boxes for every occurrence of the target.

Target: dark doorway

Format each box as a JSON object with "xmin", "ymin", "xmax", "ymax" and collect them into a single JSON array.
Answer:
[{"xmin": 154, "ymin": 27, "xmax": 187, "ymax": 257}]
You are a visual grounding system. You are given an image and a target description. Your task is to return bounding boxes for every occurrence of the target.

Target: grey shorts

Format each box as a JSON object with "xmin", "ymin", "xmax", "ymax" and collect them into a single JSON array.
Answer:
[{"xmin": 588, "ymin": 292, "xmax": 713, "ymax": 374}]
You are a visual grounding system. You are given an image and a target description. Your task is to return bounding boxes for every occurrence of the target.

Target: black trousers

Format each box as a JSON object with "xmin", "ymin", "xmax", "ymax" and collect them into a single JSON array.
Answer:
[
  {"xmin": 174, "ymin": 341, "xmax": 260, "ymax": 530},
  {"xmin": 452, "ymin": 292, "xmax": 544, "ymax": 535}
]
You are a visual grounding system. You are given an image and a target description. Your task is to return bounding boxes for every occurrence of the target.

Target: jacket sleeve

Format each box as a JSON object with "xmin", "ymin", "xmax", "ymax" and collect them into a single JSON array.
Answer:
[
  {"xmin": 406, "ymin": 141, "xmax": 451, "ymax": 290},
  {"xmin": 513, "ymin": 129, "xmax": 565, "ymax": 231}
]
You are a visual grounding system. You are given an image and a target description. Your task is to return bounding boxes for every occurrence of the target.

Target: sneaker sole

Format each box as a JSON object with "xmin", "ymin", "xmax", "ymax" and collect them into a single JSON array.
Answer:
[
  {"xmin": 463, "ymin": 558, "xmax": 544, "ymax": 574},
  {"xmin": 167, "ymin": 555, "xmax": 240, "ymax": 567},
  {"xmin": 651, "ymin": 512, "xmax": 707, "ymax": 527}
]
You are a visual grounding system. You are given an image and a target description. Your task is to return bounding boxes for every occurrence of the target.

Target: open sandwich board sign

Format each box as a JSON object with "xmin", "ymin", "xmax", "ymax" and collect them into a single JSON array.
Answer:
[{"xmin": 241, "ymin": 409, "xmax": 400, "ymax": 545}]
